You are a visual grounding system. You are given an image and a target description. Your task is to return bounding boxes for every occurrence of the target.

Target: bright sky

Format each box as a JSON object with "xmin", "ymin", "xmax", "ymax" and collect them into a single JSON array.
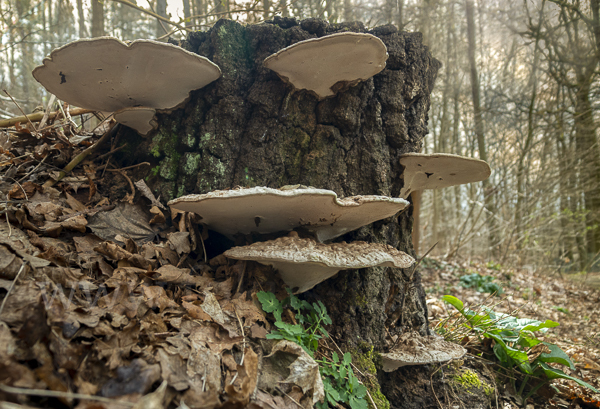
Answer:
[{"xmin": 139, "ymin": 0, "xmax": 187, "ymax": 23}]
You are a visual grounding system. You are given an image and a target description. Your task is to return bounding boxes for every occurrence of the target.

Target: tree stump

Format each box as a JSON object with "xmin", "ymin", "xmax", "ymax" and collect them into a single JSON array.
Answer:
[{"xmin": 123, "ymin": 17, "xmax": 446, "ymax": 408}]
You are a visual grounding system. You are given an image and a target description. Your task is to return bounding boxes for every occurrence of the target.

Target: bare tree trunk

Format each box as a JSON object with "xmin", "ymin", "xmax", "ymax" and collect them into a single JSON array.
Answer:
[
  {"xmin": 263, "ymin": 0, "xmax": 270, "ymax": 20},
  {"xmin": 156, "ymin": 0, "xmax": 168, "ymax": 37},
  {"xmin": 343, "ymin": 0, "xmax": 352, "ymax": 21},
  {"xmin": 76, "ymin": 0, "xmax": 87, "ymax": 37},
  {"xmin": 516, "ymin": 6, "xmax": 543, "ymax": 249},
  {"xmin": 183, "ymin": 0, "xmax": 192, "ymax": 27},
  {"xmin": 91, "ymin": 0, "xmax": 105, "ymax": 37},
  {"xmin": 466, "ymin": 0, "xmax": 498, "ymax": 257}
]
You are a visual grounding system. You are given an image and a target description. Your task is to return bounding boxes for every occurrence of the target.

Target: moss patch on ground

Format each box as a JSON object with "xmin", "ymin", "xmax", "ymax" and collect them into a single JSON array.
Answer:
[{"xmin": 451, "ymin": 367, "xmax": 495, "ymax": 396}]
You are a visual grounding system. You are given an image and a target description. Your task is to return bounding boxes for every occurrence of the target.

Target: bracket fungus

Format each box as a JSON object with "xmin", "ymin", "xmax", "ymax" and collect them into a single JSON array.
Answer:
[
  {"xmin": 263, "ymin": 32, "xmax": 388, "ymax": 100},
  {"xmin": 32, "ymin": 37, "xmax": 221, "ymax": 133},
  {"xmin": 224, "ymin": 232, "xmax": 415, "ymax": 293},
  {"xmin": 399, "ymin": 153, "xmax": 491, "ymax": 199},
  {"xmin": 167, "ymin": 186, "xmax": 408, "ymax": 242},
  {"xmin": 113, "ymin": 107, "xmax": 157, "ymax": 135},
  {"xmin": 380, "ymin": 332, "xmax": 467, "ymax": 372}
]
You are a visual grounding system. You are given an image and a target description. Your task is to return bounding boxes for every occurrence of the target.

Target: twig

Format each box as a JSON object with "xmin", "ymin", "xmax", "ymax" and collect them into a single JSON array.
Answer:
[
  {"xmin": 37, "ymin": 94, "xmax": 56, "ymax": 131},
  {"xmin": 57, "ymin": 204, "xmax": 116, "ymax": 222},
  {"xmin": 43, "ymin": 124, "xmax": 119, "ymax": 187},
  {"xmin": 0, "ymin": 261, "xmax": 26, "ymax": 318},
  {"xmin": 17, "ymin": 154, "xmax": 48, "ymax": 183},
  {"xmin": 0, "ymin": 107, "xmax": 94, "ymax": 128},
  {"xmin": 96, "ymin": 143, "xmax": 127, "ymax": 160},
  {"xmin": 394, "ymin": 242, "xmax": 438, "ymax": 350},
  {"xmin": 236, "ymin": 261, "xmax": 247, "ymax": 294},
  {"xmin": 9, "ymin": 178, "xmax": 28, "ymax": 201},
  {"xmin": 109, "ymin": 0, "xmax": 192, "ymax": 33},
  {"xmin": 114, "ymin": 169, "xmax": 136, "ymax": 204},
  {"xmin": 100, "ymin": 162, "xmax": 151, "ymax": 172},
  {"xmin": 0, "ymin": 383, "xmax": 134, "ymax": 407},
  {"xmin": 232, "ymin": 305, "xmax": 247, "ymax": 361},
  {"xmin": 275, "ymin": 387, "xmax": 304, "ymax": 408},
  {"xmin": 3, "ymin": 90, "xmax": 38, "ymax": 137},
  {"xmin": 5, "ymin": 211, "xmax": 12, "ymax": 237},
  {"xmin": 429, "ymin": 363, "xmax": 448, "ymax": 409}
]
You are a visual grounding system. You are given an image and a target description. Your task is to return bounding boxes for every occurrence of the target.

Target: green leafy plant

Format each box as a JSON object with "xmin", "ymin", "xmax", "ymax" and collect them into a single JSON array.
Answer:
[
  {"xmin": 439, "ymin": 295, "xmax": 598, "ymax": 402},
  {"xmin": 257, "ymin": 290, "xmax": 368, "ymax": 409},
  {"xmin": 459, "ymin": 272, "xmax": 503, "ymax": 295}
]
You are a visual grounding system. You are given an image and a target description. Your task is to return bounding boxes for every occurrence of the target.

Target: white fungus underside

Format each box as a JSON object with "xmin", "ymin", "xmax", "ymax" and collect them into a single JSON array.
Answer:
[
  {"xmin": 168, "ymin": 187, "xmax": 409, "ymax": 242},
  {"xmin": 399, "ymin": 153, "xmax": 491, "ymax": 198},
  {"xmin": 224, "ymin": 235, "xmax": 414, "ymax": 293},
  {"xmin": 263, "ymin": 32, "xmax": 388, "ymax": 99},
  {"xmin": 380, "ymin": 333, "xmax": 467, "ymax": 371}
]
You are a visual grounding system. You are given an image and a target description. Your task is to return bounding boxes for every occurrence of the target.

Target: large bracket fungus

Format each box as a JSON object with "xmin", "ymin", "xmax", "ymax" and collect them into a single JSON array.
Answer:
[
  {"xmin": 224, "ymin": 231, "xmax": 415, "ymax": 293},
  {"xmin": 399, "ymin": 153, "xmax": 491, "ymax": 198},
  {"xmin": 263, "ymin": 32, "xmax": 388, "ymax": 100},
  {"xmin": 167, "ymin": 186, "xmax": 409, "ymax": 242},
  {"xmin": 32, "ymin": 37, "xmax": 221, "ymax": 135},
  {"xmin": 380, "ymin": 332, "xmax": 467, "ymax": 372}
]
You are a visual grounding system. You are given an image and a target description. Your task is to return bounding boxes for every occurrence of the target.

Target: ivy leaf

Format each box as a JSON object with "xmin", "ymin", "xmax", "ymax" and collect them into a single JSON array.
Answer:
[{"xmin": 257, "ymin": 291, "xmax": 282, "ymax": 320}]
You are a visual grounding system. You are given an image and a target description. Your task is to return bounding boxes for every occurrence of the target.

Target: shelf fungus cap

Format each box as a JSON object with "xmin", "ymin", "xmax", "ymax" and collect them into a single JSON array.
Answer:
[
  {"xmin": 381, "ymin": 332, "xmax": 467, "ymax": 371},
  {"xmin": 113, "ymin": 107, "xmax": 157, "ymax": 135},
  {"xmin": 167, "ymin": 186, "xmax": 408, "ymax": 242},
  {"xmin": 32, "ymin": 37, "xmax": 221, "ymax": 112},
  {"xmin": 399, "ymin": 153, "xmax": 491, "ymax": 198},
  {"xmin": 263, "ymin": 32, "xmax": 388, "ymax": 100},
  {"xmin": 224, "ymin": 232, "xmax": 415, "ymax": 293}
]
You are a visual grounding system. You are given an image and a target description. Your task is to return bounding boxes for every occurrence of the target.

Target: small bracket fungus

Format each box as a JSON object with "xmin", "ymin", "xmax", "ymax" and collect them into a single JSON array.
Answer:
[
  {"xmin": 168, "ymin": 186, "xmax": 408, "ymax": 242},
  {"xmin": 399, "ymin": 153, "xmax": 491, "ymax": 198},
  {"xmin": 32, "ymin": 37, "xmax": 221, "ymax": 132},
  {"xmin": 224, "ymin": 232, "xmax": 415, "ymax": 293},
  {"xmin": 113, "ymin": 107, "xmax": 157, "ymax": 135},
  {"xmin": 263, "ymin": 32, "xmax": 388, "ymax": 100},
  {"xmin": 381, "ymin": 332, "xmax": 467, "ymax": 372}
]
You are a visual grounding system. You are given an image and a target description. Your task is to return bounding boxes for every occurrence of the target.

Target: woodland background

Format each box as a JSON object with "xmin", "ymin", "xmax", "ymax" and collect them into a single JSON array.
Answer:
[{"xmin": 2, "ymin": 0, "xmax": 600, "ymax": 273}]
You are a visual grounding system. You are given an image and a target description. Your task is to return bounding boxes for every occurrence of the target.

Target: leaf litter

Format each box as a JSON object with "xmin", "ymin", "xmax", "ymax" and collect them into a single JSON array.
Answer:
[
  {"xmin": 0, "ymin": 118, "xmax": 320, "ymax": 409},
  {"xmin": 2, "ymin": 111, "xmax": 599, "ymax": 409}
]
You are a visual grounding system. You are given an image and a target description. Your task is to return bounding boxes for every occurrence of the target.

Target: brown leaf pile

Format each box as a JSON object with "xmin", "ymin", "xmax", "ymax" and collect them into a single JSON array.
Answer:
[{"xmin": 0, "ymin": 122, "xmax": 324, "ymax": 409}]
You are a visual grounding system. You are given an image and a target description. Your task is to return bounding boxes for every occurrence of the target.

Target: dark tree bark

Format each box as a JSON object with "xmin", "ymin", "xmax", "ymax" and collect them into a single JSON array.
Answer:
[{"xmin": 125, "ymin": 18, "xmax": 449, "ymax": 408}]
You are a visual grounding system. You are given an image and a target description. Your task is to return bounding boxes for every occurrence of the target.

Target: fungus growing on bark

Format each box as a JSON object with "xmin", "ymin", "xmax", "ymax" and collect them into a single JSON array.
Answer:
[
  {"xmin": 399, "ymin": 153, "xmax": 491, "ymax": 198},
  {"xmin": 263, "ymin": 32, "xmax": 388, "ymax": 99},
  {"xmin": 380, "ymin": 332, "xmax": 466, "ymax": 371},
  {"xmin": 224, "ymin": 231, "xmax": 414, "ymax": 293},
  {"xmin": 32, "ymin": 37, "xmax": 221, "ymax": 133},
  {"xmin": 167, "ymin": 186, "xmax": 408, "ymax": 242},
  {"xmin": 113, "ymin": 107, "xmax": 157, "ymax": 135}
]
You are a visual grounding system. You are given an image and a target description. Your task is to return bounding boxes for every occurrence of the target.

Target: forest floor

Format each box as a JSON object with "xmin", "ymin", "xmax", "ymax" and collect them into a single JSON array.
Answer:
[
  {"xmin": 422, "ymin": 257, "xmax": 600, "ymax": 409},
  {"xmin": 1, "ymin": 116, "xmax": 600, "ymax": 409}
]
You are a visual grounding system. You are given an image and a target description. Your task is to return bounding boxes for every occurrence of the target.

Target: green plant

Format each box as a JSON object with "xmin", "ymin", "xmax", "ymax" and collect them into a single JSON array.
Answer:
[
  {"xmin": 486, "ymin": 261, "xmax": 502, "ymax": 270},
  {"xmin": 551, "ymin": 306, "xmax": 570, "ymax": 315},
  {"xmin": 459, "ymin": 273, "xmax": 503, "ymax": 295},
  {"xmin": 257, "ymin": 290, "xmax": 368, "ymax": 409},
  {"xmin": 439, "ymin": 295, "xmax": 598, "ymax": 403}
]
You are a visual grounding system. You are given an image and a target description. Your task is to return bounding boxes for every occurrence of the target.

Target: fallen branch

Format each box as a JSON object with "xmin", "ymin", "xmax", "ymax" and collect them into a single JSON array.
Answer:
[
  {"xmin": 0, "ymin": 107, "xmax": 95, "ymax": 128},
  {"xmin": 43, "ymin": 124, "xmax": 120, "ymax": 188},
  {"xmin": 0, "ymin": 383, "xmax": 134, "ymax": 407}
]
